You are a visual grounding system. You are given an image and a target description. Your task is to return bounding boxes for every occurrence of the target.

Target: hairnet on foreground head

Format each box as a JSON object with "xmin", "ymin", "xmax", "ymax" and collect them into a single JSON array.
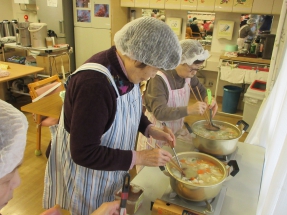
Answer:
[
  {"xmin": 0, "ymin": 100, "xmax": 28, "ymax": 179},
  {"xmin": 114, "ymin": 17, "xmax": 182, "ymax": 70},
  {"xmin": 180, "ymin": 39, "xmax": 210, "ymax": 65},
  {"xmin": 247, "ymin": 18, "xmax": 256, "ymax": 24}
]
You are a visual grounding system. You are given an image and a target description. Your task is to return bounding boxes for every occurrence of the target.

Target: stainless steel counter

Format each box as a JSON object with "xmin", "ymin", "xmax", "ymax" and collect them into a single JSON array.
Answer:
[{"xmin": 131, "ymin": 141, "xmax": 265, "ymax": 215}]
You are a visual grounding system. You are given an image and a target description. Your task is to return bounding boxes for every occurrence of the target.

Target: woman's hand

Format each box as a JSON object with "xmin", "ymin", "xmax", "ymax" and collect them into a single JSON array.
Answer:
[
  {"xmin": 135, "ymin": 148, "xmax": 173, "ymax": 167},
  {"xmin": 91, "ymin": 201, "xmax": 121, "ymax": 215},
  {"xmin": 187, "ymin": 101, "xmax": 207, "ymax": 115},
  {"xmin": 148, "ymin": 126, "xmax": 176, "ymax": 148}
]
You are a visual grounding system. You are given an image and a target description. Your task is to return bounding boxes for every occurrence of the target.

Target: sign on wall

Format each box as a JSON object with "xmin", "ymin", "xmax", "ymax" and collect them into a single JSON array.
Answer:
[
  {"xmin": 217, "ymin": 20, "xmax": 234, "ymax": 40},
  {"xmin": 166, "ymin": 17, "xmax": 182, "ymax": 36}
]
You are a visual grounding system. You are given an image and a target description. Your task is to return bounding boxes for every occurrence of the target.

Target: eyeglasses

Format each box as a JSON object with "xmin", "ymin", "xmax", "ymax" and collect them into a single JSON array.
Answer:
[{"xmin": 185, "ymin": 64, "xmax": 202, "ymax": 71}]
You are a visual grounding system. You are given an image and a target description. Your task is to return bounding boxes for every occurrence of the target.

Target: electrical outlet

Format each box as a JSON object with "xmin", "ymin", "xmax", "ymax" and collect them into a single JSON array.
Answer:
[{"xmin": 206, "ymin": 81, "xmax": 213, "ymax": 87}]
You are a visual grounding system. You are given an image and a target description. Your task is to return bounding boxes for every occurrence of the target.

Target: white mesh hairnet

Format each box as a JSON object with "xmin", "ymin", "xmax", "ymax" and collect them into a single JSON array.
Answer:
[
  {"xmin": 180, "ymin": 39, "xmax": 210, "ymax": 65},
  {"xmin": 0, "ymin": 100, "xmax": 28, "ymax": 179},
  {"xmin": 114, "ymin": 17, "xmax": 182, "ymax": 70},
  {"xmin": 247, "ymin": 18, "xmax": 256, "ymax": 24}
]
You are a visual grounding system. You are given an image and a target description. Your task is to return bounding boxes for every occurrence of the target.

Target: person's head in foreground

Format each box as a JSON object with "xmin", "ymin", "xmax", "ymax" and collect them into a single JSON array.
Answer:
[
  {"xmin": 0, "ymin": 100, "xmax": 28, "ymax": 209},
  {"xmin": 175, "ymin": 39, "xmax": 210, "ymax": 78},
  {"xmin": 114, "ymin": 16, "xmax": 182, "ymax": 84}
]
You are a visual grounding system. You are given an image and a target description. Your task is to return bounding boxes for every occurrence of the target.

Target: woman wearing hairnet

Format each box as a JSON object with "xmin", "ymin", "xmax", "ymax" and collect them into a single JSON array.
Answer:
[
  {"xmin": 0, "ymin": 100, "xmax": 122, "ymax": 215},
  {"xmin": 237, "ymin": 18, "xmax": 257, "ymax": 49},
  {"xmin": 136, "ymin": 40, "xmax": 218, "ymax": 169},
  {"xmin": 43, "ymin": 17, "xmax": 182, "ymax": 215}
]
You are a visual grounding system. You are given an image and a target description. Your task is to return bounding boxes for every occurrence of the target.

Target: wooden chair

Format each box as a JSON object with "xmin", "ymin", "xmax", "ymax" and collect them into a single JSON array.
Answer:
[
  {"xmin": 190, "ymin": 32, "xmax": 203, "ymax": 40},
  {"xmin": 28, "ymin": 75, "xmax": 64, "ymax": 156}
]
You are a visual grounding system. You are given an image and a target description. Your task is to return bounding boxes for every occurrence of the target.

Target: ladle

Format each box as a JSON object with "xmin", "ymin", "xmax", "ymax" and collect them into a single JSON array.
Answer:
[{"xmin": 205, "ymin": 89, "xmax": 220, "ymax": 131}]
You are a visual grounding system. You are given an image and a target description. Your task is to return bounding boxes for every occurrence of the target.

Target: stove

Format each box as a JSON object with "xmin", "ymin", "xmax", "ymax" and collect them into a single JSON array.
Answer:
[
  {"xmin": 155, "ymin": 185, "xmax": 227, "ymax": 215},
  {"xmin": 151, "ymin": 147, "xmax": 238, "ymax": 215},
  {"xmin": 196, "ymin": 147, "xmax": 238, "ymax": 162}
]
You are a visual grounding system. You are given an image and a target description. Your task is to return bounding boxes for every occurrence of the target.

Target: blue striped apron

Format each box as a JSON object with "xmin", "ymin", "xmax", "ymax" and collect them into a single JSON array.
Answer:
[{"xmin": 43, "ymin": 63, "xmax": 142, "ymax": 215}]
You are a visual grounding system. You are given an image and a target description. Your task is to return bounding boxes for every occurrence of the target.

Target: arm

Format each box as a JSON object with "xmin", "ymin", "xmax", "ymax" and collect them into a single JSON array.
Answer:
[
  {"xmin": 65, "ymin": 72, "xmax": 132, "ymax": 171},
  {"xmin": 144, "ymin": 75, "xmax": 188, "ymax": 121}
]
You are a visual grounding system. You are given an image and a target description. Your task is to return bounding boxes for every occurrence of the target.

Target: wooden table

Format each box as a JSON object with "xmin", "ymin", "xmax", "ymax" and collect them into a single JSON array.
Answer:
[
  {"xmin": 0, "ymin": 61, "xmax": 44, "ymax": 82},
  {"xmin": 0, "ymin": 61, "xmax": 44, "ymax": 101},
  {"xmin": 21, "ymin": 93, "xmax": 63, "ymax": 155}
]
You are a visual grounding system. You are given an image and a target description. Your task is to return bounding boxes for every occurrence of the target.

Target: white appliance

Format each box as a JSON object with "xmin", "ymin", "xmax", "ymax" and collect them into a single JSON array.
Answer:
[
  {"xmin": 73, "ymin": 0, "xmax": 112, "ymax": 68},
  {"xmin": 35, "ymin": 0, "xmax": 75, "ymax": 71}
]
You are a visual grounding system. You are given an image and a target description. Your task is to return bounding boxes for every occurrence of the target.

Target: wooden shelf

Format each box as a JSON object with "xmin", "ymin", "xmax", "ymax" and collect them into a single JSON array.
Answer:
[{"xmin": 220, "ymin": 55, "xmax": 271, "ymax": 64}]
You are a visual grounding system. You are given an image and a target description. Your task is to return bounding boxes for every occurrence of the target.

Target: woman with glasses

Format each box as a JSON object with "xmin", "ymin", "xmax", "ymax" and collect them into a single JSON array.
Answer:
[{"xmin": 136, "ymin": 40, "xmax": 218, "ymax": 170}]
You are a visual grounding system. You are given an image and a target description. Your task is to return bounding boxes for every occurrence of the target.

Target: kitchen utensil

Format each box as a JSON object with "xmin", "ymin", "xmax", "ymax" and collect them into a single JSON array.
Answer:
[
  {"xmin": 145, "ymin": 141, "xmax": 185, "ymax": 176},
  {"xmin": 205, "ymin": 89, "xmax": 220, "ymax": 131},
  {"xmin": 163, "ymin": 151, "xmax": 239, "ymax": 202},
  {"xmin": 162, "ymin": 122, "xmax": 182, "ymax": 170},
  {"xmin": 188, "ymin": 120, "xmax": 249, "ymax": 156},
  {"xmin": 188, "ymin": 84, "xmax": 210, "ymax": 124},
  {"xmin": 120, "ymin": 173, "xmax": 130, "ymax": 215}
]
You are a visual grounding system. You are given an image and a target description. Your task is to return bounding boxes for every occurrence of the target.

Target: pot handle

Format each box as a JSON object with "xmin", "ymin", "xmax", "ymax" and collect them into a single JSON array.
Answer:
[
  {"xmin": 225, "ymin": 160, "xmax": 239, "ymax": 181},
  {"xmin": 236, "ymin": 120, "xmax": 249, "ymax": 134},
  {"xmin": 184, "ymin": 122, "xmax": 193, "ymax": 134}
]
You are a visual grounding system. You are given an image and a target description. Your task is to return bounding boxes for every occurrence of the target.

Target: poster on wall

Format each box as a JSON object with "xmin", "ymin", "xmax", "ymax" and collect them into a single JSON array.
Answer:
[
  {"xmin": 76, "ymin": 0, "xmax": 90, "ymax": 8},
  {"xmin": 77, "ymin": 10, "xmax": 91, "ymax": 22},
  {"xmin": 217, "ymin": 20, "xmax": 234, "ymax": 40},
  {"xmin": 166, "ymin": 18, "xmax": 182, "ymax": 36},
  {"xmin": 94, "ymin": 4, "xmax": 109, "ymax": 17}
]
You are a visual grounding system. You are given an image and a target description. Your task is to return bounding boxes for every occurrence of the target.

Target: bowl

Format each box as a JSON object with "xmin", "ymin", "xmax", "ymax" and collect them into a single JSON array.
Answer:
[{"xmin": 225, "ymin": 45, "xmax": 238, "ymax": 52}]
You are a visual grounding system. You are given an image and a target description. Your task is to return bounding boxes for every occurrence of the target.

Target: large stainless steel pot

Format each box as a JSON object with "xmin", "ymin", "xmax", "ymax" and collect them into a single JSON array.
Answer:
[
  {"xmin": 185, "ymin": 120, "xmax": 249, "ymax": 156},
  {"xmin": 163, "ymin": 152, "xmax": 239, "ymax": 202}
]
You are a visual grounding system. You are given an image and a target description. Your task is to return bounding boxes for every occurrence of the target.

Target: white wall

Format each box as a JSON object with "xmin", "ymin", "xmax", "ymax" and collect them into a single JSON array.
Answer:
[{"xmin": 0, "ymin": 0, "xmax": 37, "ymax": 22}]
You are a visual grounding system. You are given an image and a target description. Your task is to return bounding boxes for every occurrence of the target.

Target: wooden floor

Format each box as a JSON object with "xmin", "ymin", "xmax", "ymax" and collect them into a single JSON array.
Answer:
[{"xmin": 0, "ymin": 95, "xmax": 248, "ymax": 215}]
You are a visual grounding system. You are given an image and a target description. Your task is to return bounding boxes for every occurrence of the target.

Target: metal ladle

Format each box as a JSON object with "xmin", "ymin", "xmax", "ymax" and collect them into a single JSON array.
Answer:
[{"xmin": 205, "ymin": 89, "xmax": 220, "ymax": 131}]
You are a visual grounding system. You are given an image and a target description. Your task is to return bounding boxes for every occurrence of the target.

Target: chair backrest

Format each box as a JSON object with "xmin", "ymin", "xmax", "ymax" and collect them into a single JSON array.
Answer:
[{"xmin": 28, "ymin": 75, "xmax": 64, "ymax": 100}]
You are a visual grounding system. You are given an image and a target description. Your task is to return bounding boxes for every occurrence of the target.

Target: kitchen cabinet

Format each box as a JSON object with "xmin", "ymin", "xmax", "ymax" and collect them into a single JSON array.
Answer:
[
  {"xmin": 135, "ymin": 0, "xmax": 149, "ymax": 8},
  {"xmin": 180, "ymin": 0, "xmax": 197, "ymax": 10},
  {"xmin": 164, "ymin": 0, "xmax": 180, "ymax": 9},
  {"xmin": 251, "ymin": 0, "xmax": 273, "ymax": 14},
  {"xmin": 120, "ymin": 0, "xmax": 135, "ymax": 7},
  {"xmin": 197, "ymin": 0, "xmax": 215, "ymax": 12},
  {"xmin": 272, "ymin": 0, "xmax": 283, "ymax": 14},
  {"xmin": 150, "ymin": 0, "xmax": 165, "ymax": 9},
  {"xmin": 232, "ymin": 0, "xmax": 254, "ymax": 13}
]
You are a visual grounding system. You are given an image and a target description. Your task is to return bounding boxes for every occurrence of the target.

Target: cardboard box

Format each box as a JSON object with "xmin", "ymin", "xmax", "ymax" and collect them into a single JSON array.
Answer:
[{"xmin": 36, "ymin": 54, "xmax": 69, "ymax": 76}]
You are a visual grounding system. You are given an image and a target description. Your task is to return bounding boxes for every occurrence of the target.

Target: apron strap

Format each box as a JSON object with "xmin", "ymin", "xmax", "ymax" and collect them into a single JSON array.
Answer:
[
  {"xmin": 65, "ymin": 63, "xmax": 120, "ymax": 97},
  {"xmin": 157, "ymin": 71, "xmax": 172, "ymax": 91}
]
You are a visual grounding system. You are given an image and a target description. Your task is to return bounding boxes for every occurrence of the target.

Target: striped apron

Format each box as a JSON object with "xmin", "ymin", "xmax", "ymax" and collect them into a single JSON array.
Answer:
[
  {"xmin": 43, "ymin": 63, "xmax": 141, "ymax": 215},
  {"xmin": 136, "ymin": 71, "xmax": 190, "ymax": 172}
]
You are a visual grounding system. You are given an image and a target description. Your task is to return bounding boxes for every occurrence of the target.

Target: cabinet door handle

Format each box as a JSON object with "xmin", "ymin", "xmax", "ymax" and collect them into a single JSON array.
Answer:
[{"xmin": 59, "ymin": 20, "xmax": 64, "ymax": 34}]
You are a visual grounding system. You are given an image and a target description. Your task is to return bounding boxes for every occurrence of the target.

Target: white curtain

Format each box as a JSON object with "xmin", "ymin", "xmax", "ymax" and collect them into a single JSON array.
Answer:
[{"xmin": 244, "ymin": 2, "xmax": 287, "ymax": 214}]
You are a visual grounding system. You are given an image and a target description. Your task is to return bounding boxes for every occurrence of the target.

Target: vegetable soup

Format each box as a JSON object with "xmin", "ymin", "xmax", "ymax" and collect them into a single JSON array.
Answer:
[
  {"xmin": 192, "ymin": 123, "xmax": 239, "ymax": 140},
  {"xmin": 170, "ymin": 157, "xmax": 224, "ymax": 186}
]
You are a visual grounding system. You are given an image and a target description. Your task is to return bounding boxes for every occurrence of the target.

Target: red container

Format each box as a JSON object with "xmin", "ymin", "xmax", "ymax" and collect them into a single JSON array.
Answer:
[{"xmin": 238, "ymin": 65, "xmax": 269, "ymax": 72}]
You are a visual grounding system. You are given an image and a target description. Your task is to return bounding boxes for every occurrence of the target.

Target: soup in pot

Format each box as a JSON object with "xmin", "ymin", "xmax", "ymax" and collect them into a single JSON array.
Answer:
[
  {"xmin": 192, "ymin": 123, "xmax": 239, "ymax": 140},
  {"xmin": 170, "ymin": 157, "xmax": 224, "ymax": 186}
]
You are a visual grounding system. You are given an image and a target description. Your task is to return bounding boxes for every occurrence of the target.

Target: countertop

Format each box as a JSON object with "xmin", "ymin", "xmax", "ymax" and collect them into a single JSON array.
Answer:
[
  {"xmin": 131, "ymin": 141, "xmax": 265, "ymax": 215},
  {"xmin": 202, "ymin": 52, "xmax": 271, "ymax": 72}
]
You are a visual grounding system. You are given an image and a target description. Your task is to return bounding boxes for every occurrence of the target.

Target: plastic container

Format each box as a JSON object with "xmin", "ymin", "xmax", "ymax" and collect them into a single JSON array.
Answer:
[
  {"xmin": 243, "ymin": 80, "xmax": 266, "ymax": 132},
  {"xmin": 222, "ymin": 85, "xmax": 243, "ymax": 114},
  {"xmin": 115, "ymin": 184, "xmax": 144, "ymax": 215},
  {"xmin": 28, "ymin": 23, "xmax": 47, "ymax": 48}
]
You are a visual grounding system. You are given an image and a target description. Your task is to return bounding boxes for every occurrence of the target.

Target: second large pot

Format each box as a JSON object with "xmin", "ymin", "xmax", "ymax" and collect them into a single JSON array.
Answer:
[
  {"xmin": 186, "ymin": 120, "xmax": 249, "ymax": 156},
  {"xmin": 164, "ymin": 152, "xmax": 239, "ymax": 202}
]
